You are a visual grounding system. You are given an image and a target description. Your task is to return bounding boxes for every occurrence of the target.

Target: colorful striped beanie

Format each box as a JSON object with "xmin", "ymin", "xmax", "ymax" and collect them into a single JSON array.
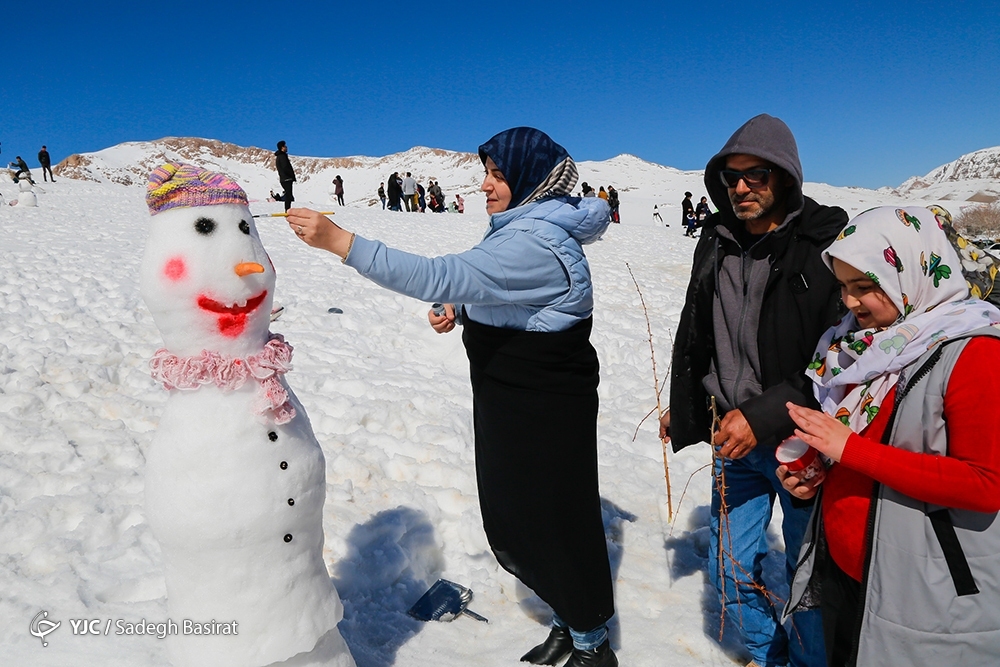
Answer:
[{"xmin": 146, "ymin": 162, "xmax": 248, "ymax": 215}]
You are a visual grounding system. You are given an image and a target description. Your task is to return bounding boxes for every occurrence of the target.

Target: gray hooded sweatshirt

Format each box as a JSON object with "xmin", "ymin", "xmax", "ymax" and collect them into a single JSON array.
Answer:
[{"xmin": 701, "ymin": 114, "xmax": 805, "ymax": 414}]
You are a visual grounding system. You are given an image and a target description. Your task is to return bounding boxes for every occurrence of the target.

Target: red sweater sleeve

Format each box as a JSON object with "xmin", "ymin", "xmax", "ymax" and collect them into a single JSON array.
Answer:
[{"xmin": 839, "ymin": 336, "xmax": 1000, "ymax": 513}]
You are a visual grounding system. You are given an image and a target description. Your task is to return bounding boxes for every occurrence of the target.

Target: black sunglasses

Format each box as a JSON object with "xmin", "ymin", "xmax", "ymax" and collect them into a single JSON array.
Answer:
[{"xmin": 719, "ymin": 168, "xmax": 771, "ymax": 188}]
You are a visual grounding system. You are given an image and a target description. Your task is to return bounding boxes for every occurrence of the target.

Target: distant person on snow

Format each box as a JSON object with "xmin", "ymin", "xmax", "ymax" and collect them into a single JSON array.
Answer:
[
  {"xmin": 581, "ymin": 182, "xmax": 596, "ymax": 197},
  {"xmin": 429, "ymin": 180, "xmax": 444, "ymax": 212},
  {"xmin": 378, "ymin": 182, "xmax": 386, "ymax": 209},
  {"xmin": 14, "ymin": 156, "xmax": 34, "ymax": 184},
  {"xmin": 286, "ymin": 126, "xmax": 618, "ymax": 667},
  {"xmin": 401, "ymin": 172, "xmax": 417, "ymax": 212},
  {"xmin": 455, "ymin": 193, "xmax": 464, "ymax": 213},
  {"xmin": 607, "ymin": 186, "xmax": 620, "ymax": 223},
  {"xmin": 386, "ymin": 172, "xmax": 402, "ymax": 211},
  {"xmin": 598, "ymin": 186, "xmax": 609, "ymax": 201},
  {"xmin": 695, "ymin": 196, "xmax": 711, "ymax": 225},
  {"xmin": 274, "ymin": 141, "xmax": 296, "ymax": 212},
  {"xmin": 333, "ymin": 175, "xmax": 345, "ymax": 206},
  {"xmin": 38, "ymin": 145, "xmax": 55, "ymax": 182},
  {"xmin": 684, "ymin": 212, "xmax": 697, "ymax": 237},
  {"xmin": 681, "ymin": 191, "xmax": 694, "ymax": 227}
]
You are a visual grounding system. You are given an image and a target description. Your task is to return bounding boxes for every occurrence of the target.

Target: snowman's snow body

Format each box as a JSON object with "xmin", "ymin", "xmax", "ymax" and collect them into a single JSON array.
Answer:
[
  {"xmin": 139, "ymin": 166, "xmax": 354, "ymax": 667},
  {"xmin": 14, "ymin": 179, "xmax": 37, "ymax": 207}
]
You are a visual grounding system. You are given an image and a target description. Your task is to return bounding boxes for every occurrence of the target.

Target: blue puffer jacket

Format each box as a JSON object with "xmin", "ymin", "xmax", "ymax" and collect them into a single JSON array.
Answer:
[{"xmin": 344, "ymin": 196, "xmax": 610, "ymax": 332}]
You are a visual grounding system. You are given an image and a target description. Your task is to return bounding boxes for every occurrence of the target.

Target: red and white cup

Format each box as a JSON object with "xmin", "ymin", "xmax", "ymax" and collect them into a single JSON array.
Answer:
[{"xmin": 776, "ymin": 437, "xmax": 824, "ymax": 481}]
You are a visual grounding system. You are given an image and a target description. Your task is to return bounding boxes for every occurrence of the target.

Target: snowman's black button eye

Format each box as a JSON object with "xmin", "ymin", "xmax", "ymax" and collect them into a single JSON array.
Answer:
[
  {"xmin": 239, "ymin": 220, "xmax": 250, "ymax": 235},
  {"xmin": 194, "ymin": 218, "xmax": 216, "ymax": 235}
]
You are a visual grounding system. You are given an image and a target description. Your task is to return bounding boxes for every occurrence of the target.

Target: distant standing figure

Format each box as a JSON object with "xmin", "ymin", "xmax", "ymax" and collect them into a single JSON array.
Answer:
[
  {"xmin": 653, "ymin": 204, "xmax": 665, "ymax": 226},
  {"xmin": 333, "ymin": 175, "xmax": 345, "ymax": 206},
  {"xmin": 417, "ymin": 182, "xmax": 426, "ymax": 212},
  {"xmin": 681, "ymin": 191, "xmax": 694, "ymax": 227},
  {"xmin": 607, "ymin": 186, "xmax": 620, "ymax": 223},
  {"xmin": 695, "ymin": 196, "xmax": 711, "ymax": 224},
  {"xmin": 378, "ymin": 182, "xmax": 386, "ymax": 209},
  {"xmin": 684, "ymin": 212, "xmax": 697, "ymax": 237},
  {"xmin": 597, "ymin": 186, "xmax": 608, "ymax": 201},
  {"xmin": 275, "ymin": 141, "xmax": 296, "ymax": 212},
  {"xmin": 428, "ymin": 180, "xmax": 444, "ymax": 212},
  {"xmin": 582, "ymin": 182, "xmax": 596, "ymax": 197},
  {"xmin": 14, "ymin": 156, "xmax": 34, "ymax": 184},
  {"xmin": 402, "ymin": 172, "xmax": 417, "ymax": 212},
  {"xmin": 455, "ymin": 193, "xmax": 464, "ymax": 213},
  {"xmin": 386, "ymin": 173, "xmax": 402, "ymax": 211},
  {"xmin": 38, "ymin": 146, "xmax": 55, "ymax": 182}
]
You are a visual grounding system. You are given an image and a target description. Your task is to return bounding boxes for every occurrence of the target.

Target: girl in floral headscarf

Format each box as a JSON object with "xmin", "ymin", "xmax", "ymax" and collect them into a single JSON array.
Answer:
[{"xmin": 779, "ymin": 206, "xmax": 1000, "ymax": 667}]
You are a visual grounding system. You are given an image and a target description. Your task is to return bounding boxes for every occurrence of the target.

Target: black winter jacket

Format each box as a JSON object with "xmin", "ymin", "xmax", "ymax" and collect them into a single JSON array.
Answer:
[
  {"xmin": 669, "ymin": 197, "xmax": 847, "ymax": 451},
  {"xmin": 275, "ymin": 150, "xmax": 296, "ymax": 183}
]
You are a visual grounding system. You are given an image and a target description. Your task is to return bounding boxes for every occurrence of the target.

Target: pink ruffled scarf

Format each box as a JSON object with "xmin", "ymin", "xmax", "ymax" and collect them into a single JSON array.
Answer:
[{"xmin": 149, "ymin": 333, "xmax": 296, "ymax": 425}]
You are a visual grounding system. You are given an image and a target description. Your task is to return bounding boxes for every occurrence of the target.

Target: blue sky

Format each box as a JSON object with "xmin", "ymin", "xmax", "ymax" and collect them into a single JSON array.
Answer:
[{"xmin": 3, "ymin": 1, "xmax": 998, "ymax": 188}]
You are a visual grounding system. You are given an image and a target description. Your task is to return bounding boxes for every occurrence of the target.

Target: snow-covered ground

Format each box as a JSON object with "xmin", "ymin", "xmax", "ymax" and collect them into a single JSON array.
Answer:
[{"xmin": 0, "ymin": 174, "xmax": 941, "ymax": 666}]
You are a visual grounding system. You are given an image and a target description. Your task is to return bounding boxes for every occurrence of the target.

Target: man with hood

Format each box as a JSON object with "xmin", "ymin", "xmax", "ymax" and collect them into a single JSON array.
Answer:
[
  {"xmin": 661, "ymin": 114, "xmax": 846, "ymax": 667},
  {"xmin": 275, "ymin": 140, "xmax": 296, "ymax": 212}
]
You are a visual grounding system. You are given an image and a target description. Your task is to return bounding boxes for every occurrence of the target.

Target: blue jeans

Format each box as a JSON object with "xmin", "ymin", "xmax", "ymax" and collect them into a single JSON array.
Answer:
[
  {"xmin": 552, "ymin": 613, "xmax": 608, "ymax": 651},
  {"xmin": 708, "ymin": 446, "xmax": 825, "ymax": 667}
]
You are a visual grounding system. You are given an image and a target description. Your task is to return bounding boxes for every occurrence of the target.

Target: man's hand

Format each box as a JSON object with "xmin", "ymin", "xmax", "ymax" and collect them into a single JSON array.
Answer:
[
  {"xmin": 428, "ymin": 304, "xmax": 456, "ymax": 334},
  {"xmin": 658, "ymin": 409, "xmax": 671, "ymax": 442},
  {"xmin": 714, "ymin": 409, "xmax": 757, "ymax": 459}
]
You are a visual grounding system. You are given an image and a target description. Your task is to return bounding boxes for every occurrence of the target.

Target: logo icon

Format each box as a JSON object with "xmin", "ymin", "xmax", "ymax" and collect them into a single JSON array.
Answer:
[{"xmin": 30, "ymin": 611, "xmax": 61, "ymax": 647}]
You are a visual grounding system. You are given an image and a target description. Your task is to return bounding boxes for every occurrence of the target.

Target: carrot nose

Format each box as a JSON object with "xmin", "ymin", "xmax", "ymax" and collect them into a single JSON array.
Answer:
[{"xmin": 235, "ymin": 262, "xmax": 265, "ymax": 277}]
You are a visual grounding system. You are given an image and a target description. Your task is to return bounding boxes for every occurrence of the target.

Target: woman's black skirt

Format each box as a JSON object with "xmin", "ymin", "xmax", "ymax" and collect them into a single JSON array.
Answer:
[{"xmin": 462, "ymin": 314, "xmax": 614, "ymax": 631}]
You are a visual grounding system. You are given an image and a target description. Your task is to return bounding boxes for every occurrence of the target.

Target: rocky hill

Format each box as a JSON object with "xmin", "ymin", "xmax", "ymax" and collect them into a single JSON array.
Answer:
[{"xmin": 889, "ymin": 146, "xmax": 1000, "ymax": 203}]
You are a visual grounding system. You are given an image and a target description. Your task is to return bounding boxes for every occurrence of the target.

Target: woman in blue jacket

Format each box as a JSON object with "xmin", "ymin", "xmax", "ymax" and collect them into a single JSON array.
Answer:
[{"xmin": 288, "ymin": 127, "xmax": 616, "ymax": 667}]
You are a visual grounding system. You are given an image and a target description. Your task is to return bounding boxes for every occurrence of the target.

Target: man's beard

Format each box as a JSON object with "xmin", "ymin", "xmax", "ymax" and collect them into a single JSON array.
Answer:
[{"xmin": 730, "ymin": 191, "xmax": 775, "ymax": 221}]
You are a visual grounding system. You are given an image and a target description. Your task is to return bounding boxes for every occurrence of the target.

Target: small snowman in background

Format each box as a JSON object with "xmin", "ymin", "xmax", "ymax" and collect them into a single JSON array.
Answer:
[
  {"xmin": 140, "ymin": 163, "xmax": 355, "ymax": 667},
  {"xmin": 11, "ymin": 179, "xmax": 37, "ymax": 207}
]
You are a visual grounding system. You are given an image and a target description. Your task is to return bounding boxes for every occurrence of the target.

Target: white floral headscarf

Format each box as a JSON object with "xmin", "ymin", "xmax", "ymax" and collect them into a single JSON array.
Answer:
[{"xmin": 805, "ymin": 206, "xmax": 1000, "ymax": 432}]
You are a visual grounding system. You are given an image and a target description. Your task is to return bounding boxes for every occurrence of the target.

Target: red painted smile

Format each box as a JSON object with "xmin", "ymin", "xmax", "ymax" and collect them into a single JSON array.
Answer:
[{"xmin": 197, "ymin": 290, "xmax": 268, "ymax": 338}]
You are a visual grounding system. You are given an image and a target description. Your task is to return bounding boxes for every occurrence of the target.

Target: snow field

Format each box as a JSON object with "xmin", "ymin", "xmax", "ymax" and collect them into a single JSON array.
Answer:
[{"xmin": 1, "ymin": 176, "xmax": 910, "ymax": 666}]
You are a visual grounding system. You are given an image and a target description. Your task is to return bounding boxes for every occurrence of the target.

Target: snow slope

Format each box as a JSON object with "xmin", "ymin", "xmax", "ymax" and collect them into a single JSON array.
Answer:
[{"xmin": 0, "ymin": 166, "xmax": 968, "ymax": 666}]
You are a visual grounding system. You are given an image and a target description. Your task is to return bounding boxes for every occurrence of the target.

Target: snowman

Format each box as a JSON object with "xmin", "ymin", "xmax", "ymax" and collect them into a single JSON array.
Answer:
[
  {"xmin": 13, "ymin": 179, "xmax": 37, "ymax": 207},
  {"xmin": 139, "ymin": 163, "xmax": 355, "ymax": 667}
]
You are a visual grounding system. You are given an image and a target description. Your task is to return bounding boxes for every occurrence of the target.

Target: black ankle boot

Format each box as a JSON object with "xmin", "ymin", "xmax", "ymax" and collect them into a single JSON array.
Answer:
[
  {"xmin": 520, "ymin": 625, "xmax": 574, "ymax": 665},
  {"xmin": 563, "ymin": 639, "xmax": 617, "ymax": 667}
]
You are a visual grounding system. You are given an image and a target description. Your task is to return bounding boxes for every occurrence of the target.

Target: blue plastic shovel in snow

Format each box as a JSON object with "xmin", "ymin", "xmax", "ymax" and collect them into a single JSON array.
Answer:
[{"xmin": 407, "ymin": 579, "xmax": 489, "ymax": 623}]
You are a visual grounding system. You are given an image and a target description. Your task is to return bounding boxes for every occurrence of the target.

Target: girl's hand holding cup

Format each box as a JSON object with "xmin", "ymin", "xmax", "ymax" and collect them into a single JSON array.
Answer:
[{"xmin": 776, "ymin": 436, "xmax": 827, "ymax": 500}]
